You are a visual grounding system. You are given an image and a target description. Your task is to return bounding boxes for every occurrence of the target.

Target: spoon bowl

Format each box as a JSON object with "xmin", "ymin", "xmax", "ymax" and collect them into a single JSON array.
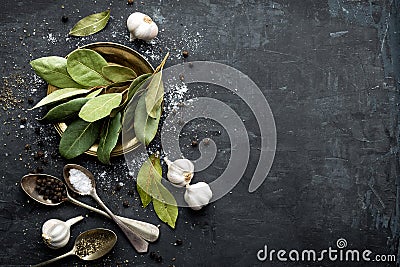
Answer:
[
  {"xmin": 21, "ymin": 174, "xmax": 66, "ymax": 206},
  {"xmin": 74, "ymin": 228, "xmax": 117, "ymax": 260},
  {"xmin": 32, "ymin": 228, "xmax": 117, "ymax": 266},
  {"xmin": 63, "ymin": 164, "xmax": 96, "ymax": 196}
]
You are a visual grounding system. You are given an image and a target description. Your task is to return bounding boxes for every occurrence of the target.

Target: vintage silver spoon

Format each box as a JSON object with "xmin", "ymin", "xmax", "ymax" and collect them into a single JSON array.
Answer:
[
  {"xmin": 63, "ymin": 164, "xmax": 149, "ymax": 253},
  {"xmin": 21, "ymin": 174, "xmax": 159, "ymax": 242},
  {"xmin": 32, "ymin": 228, "xmax": 117, "ymax": 267}
]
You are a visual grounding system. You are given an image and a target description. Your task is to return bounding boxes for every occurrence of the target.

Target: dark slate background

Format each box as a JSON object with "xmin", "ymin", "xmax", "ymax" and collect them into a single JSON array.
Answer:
[{"xmin": 0, "ymin": 0, "xmax": 399, "ymax": 266}]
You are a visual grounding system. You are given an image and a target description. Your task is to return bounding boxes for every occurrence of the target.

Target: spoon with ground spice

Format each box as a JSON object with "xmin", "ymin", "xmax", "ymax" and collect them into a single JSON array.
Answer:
[
  {"xmin": 20, "ymin": 174, "xmax": 159, "ymax": 242},
  {"xmin": 32, "ymin": 228, "xmax": 117, "ymax": 267},
  {"xmin": 63, "ymin": 164, "xmax": 149, "ymax": 253}
]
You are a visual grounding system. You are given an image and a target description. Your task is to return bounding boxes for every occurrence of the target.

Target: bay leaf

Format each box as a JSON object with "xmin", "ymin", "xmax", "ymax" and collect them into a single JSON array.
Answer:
[
  {"xmin": 136, "ymin": 155, "xmax": 162, "ymax": 208},
  {"xmin": 40, "ymin": 97, "xmax": 89, "ymax": 123},
  {"xmin": 153, "ymin": 188, "xmax": 178, "ymax": 229},
  {"xmin": 67, "ymin": 49, "xmax": 110, "ymax": 87},
  {"xmin": 86, "ymin": 88, "xmax": 103, "ymax": 98},
  {"xmin": 144, "ymin": 71, "xmax": 164, "ymax": 118},
  {"xmin": 97, "ymin": 112, "xmax": 122, "ymax": 164},
  {"xmin": 30, "ymin": 88, "xmax": 90, "ymax": 109},
  {"xmin": 30, "ymin": 56, "xmax": 86, "ymax": 89},
  {"xmin": 102, "ymin": 65, "xmax": 137, "ymax": 83},
  {"xmin": 59, "ymin": 119, "xmax": 102, "ymax": 159},
  {"xmin": 137, "ymin": 155, "xmax": 178, "ymax": 228},
  {"xmin": 105, "ymin": 81, "xmax": 131, "ymax": 94},
  {"xmin": 110, "ymin": 91, "xmax": 129, "ymax": 117},
  {"xmin": 134, "ymin": 94, "xmax": 161, "ymax": 146},
  {"xmin": 127, "ymin": 73, "xmax": 152, "ymax": 101},
  {"xmin": 79, "ymin": 93, "xmax": 122, "ymax": 122},
  {"xmin": 69, "ymin": 10, "xmax": 111, "ymax": 37}
]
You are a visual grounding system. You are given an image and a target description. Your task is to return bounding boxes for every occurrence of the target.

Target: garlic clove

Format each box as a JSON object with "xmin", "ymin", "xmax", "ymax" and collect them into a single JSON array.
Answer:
[
  {"xmin": 184, "ymin": 182, "xmax": 213, "ymax": 210},
  {"xmin": 127, "ymin": 12, "xmax": 158, "ymax": 41},
  {"xmin": 164, "ymin": 157, "xmax": 194, "ymax": 187},
  {"xmin": 41, "ymin": 216, "xmax": 84, "ymax": 249}
]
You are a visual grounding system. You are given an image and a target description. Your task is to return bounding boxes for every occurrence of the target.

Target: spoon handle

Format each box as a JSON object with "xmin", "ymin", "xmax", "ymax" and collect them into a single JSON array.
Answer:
[
  {"xmin": 67, "ymin": 196, "xmax": 159, "ymax": 242},
  {"xmin": 31, "ymin": 250, "xmax": 75, "ymax": 267},
  {"xmin": 91, "ymin": 192, "xmax": 149, "ymax": 253}
]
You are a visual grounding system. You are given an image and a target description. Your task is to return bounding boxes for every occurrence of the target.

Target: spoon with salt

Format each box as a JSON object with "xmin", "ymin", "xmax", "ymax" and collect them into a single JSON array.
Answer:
[
  {"xmin": 20, "ymin": 174, "xmax": 159, "ymax": 242},
  {"xmin": 63, "ymin": 164, "xmax": 149, "ymax": 253},
  {"xmin": 32, "ymin": 228, "xmax": 117, "ymax": 267}
]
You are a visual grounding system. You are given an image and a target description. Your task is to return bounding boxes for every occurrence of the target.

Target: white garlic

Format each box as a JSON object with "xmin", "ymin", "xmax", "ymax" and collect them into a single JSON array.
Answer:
[
  {"xmin": 164, "ymin": 157, "xmax": 194, "ymax": 187},
  {"xmin": 42, "ymin": 215, "xmax": 84, "ymax": 249},
  {"xmin": 184, "ymin": 182, "xmax": 213, "ymax": 210},
  {"xmin": 127, "ymin": 12, "xmax": 158, "ymax": 41}
]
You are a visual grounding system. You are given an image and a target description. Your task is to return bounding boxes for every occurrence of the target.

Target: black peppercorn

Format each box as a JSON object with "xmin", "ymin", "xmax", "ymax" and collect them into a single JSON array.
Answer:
[
  {"xmin": 182, "ymin": 50, "xmax": 189, "ymax": 58},
  {"xmin": 61, "ymin": 15, "xmax": 68, "ymax": 23}
]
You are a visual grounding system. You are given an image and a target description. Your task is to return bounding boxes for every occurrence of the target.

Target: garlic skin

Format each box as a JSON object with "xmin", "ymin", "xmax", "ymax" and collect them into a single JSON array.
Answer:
[
  {"xmin": 164, "ymin": 157, "xmax": 194, "ymax": 187},
  {"xmin": 127, "ymin": 12, "xmax": 158, "ymax": 41},
  {"xmin": 42, "ymin": 216, "xmax": 84, "ymax": 249},
  {"xmin": 184, "ymin": 182, "xmax": 213, "ymax": 210}
]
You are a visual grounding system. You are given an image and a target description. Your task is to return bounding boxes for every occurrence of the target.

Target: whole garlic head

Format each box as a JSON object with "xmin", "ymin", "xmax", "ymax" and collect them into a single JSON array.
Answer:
[
  {"xmin": 184, "ymin": 182, "xmax": 213, "ymax": 210},
  {"xmin": 127, "ymin": 12, "xmax": 158, "ymax": 41},
  {"xmin": 164, "ymin": 157, "xmax": 194, "ymax": 187},
  {"xmin": 42, "ymin": 216, "xmax": 84, "ymax": 249}
]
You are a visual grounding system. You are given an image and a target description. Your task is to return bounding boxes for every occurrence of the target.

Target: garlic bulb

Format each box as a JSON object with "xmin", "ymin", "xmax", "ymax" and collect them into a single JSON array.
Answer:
[
  {"xmin": 42, "ymin": 215, "xmax": 84, "ymax": 249},
  {"xmin": 164, "ymin": 157, "xmax": 194, "ymax": 187},
  {"xmin": 184, "ymin": 182, "xmax": 213, "ymax": 210},
  {"xmin": 127, "ymin": 12, "xmax": 158, "ymax": 41}
]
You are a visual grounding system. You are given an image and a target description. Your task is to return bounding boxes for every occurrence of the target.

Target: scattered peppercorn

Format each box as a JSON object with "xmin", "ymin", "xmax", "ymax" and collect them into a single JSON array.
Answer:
[
  {"xmin": 174, "ymin": 239, "xmax": 183, "ymax": 246},
  {"xmin": 61, "ymin": 16, "xmax": 68, "ymax": 23},
  {"xmin": 24, "ymin": 144, "xmax": 31, "ymax": 150},
  {"xmin": 27, "ymin": 97, "xmax": 34, "ymax": 104},
  {"xmin": 115, "ymin": 182, "xmax": 123, "ymax": 191},
  {"xmin": 149, "ymin": 251, "xmax": 162, "ymax": 262},
  {"xmin": 127, "ymin": 0, "xmax": 134, "ymax": 4},
  {"xmin": 19, "ymin": 117, "xmax": 27, "ymax": 124},
  {"xmin": 182, "ymin": 50, "xmax": 189, "ymax": 58},
  {"xmin": 191, "ymin": 140, "xmax": 198, "ymax": 147},
  {"xmin": 123, "ymin": 200, "xmax": 130, "ymax": 208}
]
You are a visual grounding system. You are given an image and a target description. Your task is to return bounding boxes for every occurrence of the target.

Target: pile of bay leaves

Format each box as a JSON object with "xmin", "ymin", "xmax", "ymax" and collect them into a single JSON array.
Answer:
[{"xmin": 30, "ymin": 48, "xmax": 167, "ymax": 164}]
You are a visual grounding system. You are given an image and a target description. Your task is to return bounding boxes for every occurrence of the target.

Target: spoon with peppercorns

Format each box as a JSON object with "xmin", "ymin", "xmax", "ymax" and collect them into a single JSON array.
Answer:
[
  {"xmin": 63, "ymin": 164, "xmax": 149, "ymax": 253},
  {"xmin": 20, "ymin": 174, "xmax": 159, "ymax": 243}
]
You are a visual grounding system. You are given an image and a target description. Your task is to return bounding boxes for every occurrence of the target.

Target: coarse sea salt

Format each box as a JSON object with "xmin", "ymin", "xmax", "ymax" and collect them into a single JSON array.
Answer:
[{"xmin": 69, "ymin": 169, "xmax": 92, "ymax": 194}]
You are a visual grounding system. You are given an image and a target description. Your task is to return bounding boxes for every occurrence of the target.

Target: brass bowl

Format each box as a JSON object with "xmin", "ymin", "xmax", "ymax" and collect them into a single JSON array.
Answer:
[{"xmin": 47, "ymin": 42, "xmax": 154, "ymax": 157}]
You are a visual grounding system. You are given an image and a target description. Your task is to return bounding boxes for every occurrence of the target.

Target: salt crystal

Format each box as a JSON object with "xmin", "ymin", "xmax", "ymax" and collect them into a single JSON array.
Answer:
[{"xmin": 69, "ymin": 169, "xmax": 92, "ymax": 194}]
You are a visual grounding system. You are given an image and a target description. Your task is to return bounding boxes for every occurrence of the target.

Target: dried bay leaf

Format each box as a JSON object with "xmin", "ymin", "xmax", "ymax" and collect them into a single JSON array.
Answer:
[
  {"xmin": 40, "ymin": 97, "xmax": 89, "ymax": 123},
  {"xmin": 136, "ymin": 155, "xmax": 178, "ymax": 228},
  {"xmin": 30, "ymin": 56, "xmax": 86, "ymax": 89},
  {"xmin": 102, "ymin": 65, "xmax": 137, "ymax": 83},
  {"xmin": 137, "ymin": 155, "xmax": 161, "ymax": 208},
  {"xmin": 30, "ymin": 88, "xmax": 90, "ymax": 109},
  {"xmin": 59, "ymin": 119, "xmax": 102, "ymax": 159},
  {"xmin": 127, "ymin": 73, "xmax": 152, "ymax": 101},
  {"xmin": 86, "ymin": 88, "xmax": 103, "ymax": 98},
  {"xmin": 67, "ymin": 49, "xmax": 110, "ymax": 87},
  {"xmin": 79, "ymin": 93, "xmax": 122, "ymax": 122},
  {"xmin": 134, "ymin": 94, "xmax": 161, "ymax": 146},
  {"xmin": 153, "ymin": 189, "xmax": 178, "ymax": 229},
  {"xmin": 145, "ymin": 71, "xmax": 164, "ymax": 118},
  {"xmin": 97, "ymin": 112, "xmax": 122, "ymax": 164},
  {"xmin": 69, "ymin": 10, "xmax": 111, "ymax": 37}
]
